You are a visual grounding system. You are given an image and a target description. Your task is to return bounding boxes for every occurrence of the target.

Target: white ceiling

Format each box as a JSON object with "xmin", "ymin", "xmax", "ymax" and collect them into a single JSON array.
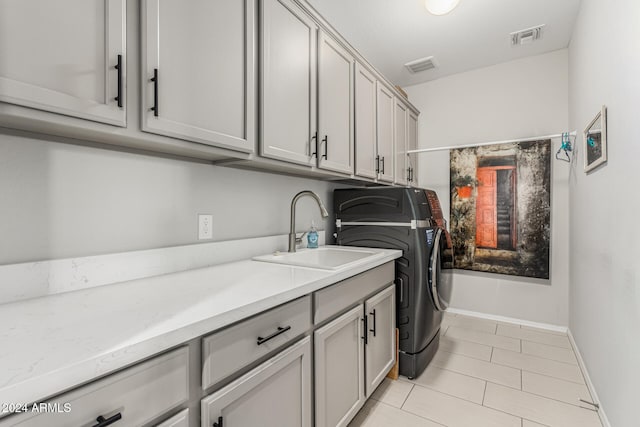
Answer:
[{"xmin": 306, "ymin": 0, "xmax": 581, "ymax": 88}]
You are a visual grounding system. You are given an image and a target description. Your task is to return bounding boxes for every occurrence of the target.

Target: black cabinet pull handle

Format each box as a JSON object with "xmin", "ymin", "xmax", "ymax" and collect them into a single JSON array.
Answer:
[
  {"xmin": 322, "ymin": 135, "xmax": 328, "ymax": 159},
  {"xmin": 361, "ymin": 317, "xmax": 368, "ymax": 345},
  {"xmin": 257, "ymin": 325, "xmax": 291, "ymax": 345},
  {"xmin": 213, "ymin": 416, "xmax": 224, "ymax": 427},
  {"xmin": 381, "ymin": 156, "xmax": 385, "ymax": 174},
  {"xmin": 311, "ymin": 132, "xmax": 318, "ymax": 157},
  {"xmin": 375, "ymin": 155, "xmax": 380, "ymax": 173},
  {"xmin": 114, "ymin": 54, "xmax": 123, "ymax": 108},
  {"xmin": 150, "ymin": 68, "xmax": 159, "ymax": 117},
  {"xmin": 92, "ymin": 413, "xmax": 122, "ymax": 427},
  {"xmin": 369, "ymin": 309, "xmax": 377, "ymax": 337}
]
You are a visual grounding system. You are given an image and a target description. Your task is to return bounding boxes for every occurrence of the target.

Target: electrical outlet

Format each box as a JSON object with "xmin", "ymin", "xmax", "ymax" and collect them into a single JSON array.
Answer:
[{"xmin": 198, "ymin": 214, "xmax": 213, "ymax": 240}]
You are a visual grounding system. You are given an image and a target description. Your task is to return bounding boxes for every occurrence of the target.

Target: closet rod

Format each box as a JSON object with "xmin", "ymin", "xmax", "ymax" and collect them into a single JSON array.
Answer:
[{"xmin": 406, "ymin": 131, "xmax": 577, "ymax": 154}]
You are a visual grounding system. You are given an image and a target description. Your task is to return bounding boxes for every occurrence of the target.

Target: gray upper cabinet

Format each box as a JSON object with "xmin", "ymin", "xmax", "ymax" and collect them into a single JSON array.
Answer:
[
  {"xmin": 0, "ymin": 0, "xmax": 126, "ymax": 126},
  {"xmin": 317, "ymin": 31, "xmax": 354, "ymax": 175},
  {"xmin": 261, "ymin": 0, "xmax": 317, "ymax": 166},
  {"xmin": 376, "ymin": 82, "xmax": 395, "ymax": 183},
  {"xmin": 354, "ymin": 62, "xmax": 378, "ymax": 179},
  {"xmin": 201, "ymin": 337, "xmax": 312, "ymax": 427},
  {"xmin": 314, "ymin": 305, "xmax": 365, "ymax": 427},
  {"xmin": 364, "ymin": 285, "xmax": 396, "ymax": 397},
  {"xmin": 408, "ymin": 110, "xmax": 419, "ymax": 186},
  {"xmin": 394, "ymin": 98, "xmax": 409, "ymax": 186},
  {"xmin": 141, "ymin": 0, "xmax": 255, "ymax": 153}
]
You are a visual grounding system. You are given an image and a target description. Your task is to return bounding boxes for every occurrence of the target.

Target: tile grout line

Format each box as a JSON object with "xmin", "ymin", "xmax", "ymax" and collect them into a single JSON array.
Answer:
[
  {"xmin": 443, "ymin": 331, "xmax": 520, "ymax": 352},
  {"xmin": 399, "ymin": 383, "xmax": 414, "ymax": 409},
  {"xmin": 431, "ymin": 362, "xmax": 593, "ymax": 407},
  {"xmin": 404, "ymin": 383, "xmax": 526, "ymax": 425},
  {"xmin": 431, "ymin": 363, "xmax": 524, "ymax": 393},
  {"xmin": 482, "ymin": 385, "xmax": 602, "ymax": 424},
  {"xmin": 486, "ymin": 380, "xmax": 606, "ymax": 413},
  {"xmin": 410, "ymin": 381, "xmax": 484, "ymax": 406},
  {"xmin": 376, "ymin": 399, "xmax": 447, "ymax": 427},
  {"xmin": 481, "ymin": 380, "xmax": 488, "ymax": 406},
  {"xmin": 488, "ymin": 359, "xmax": 586, "ymax": 385}
]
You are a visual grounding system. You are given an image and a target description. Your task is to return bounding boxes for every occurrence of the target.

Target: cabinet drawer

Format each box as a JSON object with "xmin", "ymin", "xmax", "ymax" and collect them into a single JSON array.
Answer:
[
  {"xmin": 0, "ymin": 347, "xmax": 189, "ymax": 427},
  {"xmin": 202, "ymin": 295, "xmax": 311, "ymax": 390},
  {"xmin": 314, "ymin": 262, "xmax": 394, "ymax": 324}
]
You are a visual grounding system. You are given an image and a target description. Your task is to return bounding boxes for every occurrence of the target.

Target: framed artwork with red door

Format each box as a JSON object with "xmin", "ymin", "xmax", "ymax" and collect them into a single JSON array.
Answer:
[{"xmin": 449, "ymin": 140, "xmax": 551, "ymax": 279}]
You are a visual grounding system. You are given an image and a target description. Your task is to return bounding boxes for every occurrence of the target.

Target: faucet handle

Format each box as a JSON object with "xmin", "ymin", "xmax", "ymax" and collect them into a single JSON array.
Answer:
[{"xmin": 295, "ymin": 232, "xmax": 307, "ymax": 245}]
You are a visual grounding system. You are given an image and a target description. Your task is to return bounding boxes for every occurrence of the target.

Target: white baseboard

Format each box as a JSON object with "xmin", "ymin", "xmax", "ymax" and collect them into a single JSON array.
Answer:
[
  {"xmin": 568, "ymin": 329, "xmax": 611, "ymax": 427},
  {"xmin": 446, "ymin": 307, "xmax": 568, "ymax": 334}
]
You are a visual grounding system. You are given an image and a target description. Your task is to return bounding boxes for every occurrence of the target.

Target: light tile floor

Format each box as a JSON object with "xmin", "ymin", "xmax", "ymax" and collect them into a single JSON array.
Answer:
[{"xmin": 349, "ymin": 312, "xmax": 603, "ymax": 427}]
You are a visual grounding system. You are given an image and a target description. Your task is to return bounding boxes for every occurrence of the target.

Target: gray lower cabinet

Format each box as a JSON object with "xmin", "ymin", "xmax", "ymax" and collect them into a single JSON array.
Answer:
[
  {"xmin": 364, "ymin": 285, "xmax": 396, "ymax": 397},
  {"xmin": 0, "ymin": 347, "xmax": 189, "ymax": 427},
  {"xmin": 314, "ymin": 305, "xmax": 365, "ymax": 427},
  {"xmin": 314, "ymin": 281, "xmax": 396, "ymax": 427},
  {"xmin": 201, "ymin": 337, "xmax": 312, "ymax": 427}
]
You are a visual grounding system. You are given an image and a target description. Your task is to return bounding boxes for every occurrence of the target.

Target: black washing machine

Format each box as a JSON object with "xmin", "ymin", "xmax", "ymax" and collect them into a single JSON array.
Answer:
[{"xmin": 334, "ymin": 187, "xmax": 453, "ymax": 379}]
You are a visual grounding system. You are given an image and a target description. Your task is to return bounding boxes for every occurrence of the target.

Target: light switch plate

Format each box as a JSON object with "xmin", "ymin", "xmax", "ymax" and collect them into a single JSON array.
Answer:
[{"xmin": 198, "ymin": 214, "xmax": 213, "ymax": 240}]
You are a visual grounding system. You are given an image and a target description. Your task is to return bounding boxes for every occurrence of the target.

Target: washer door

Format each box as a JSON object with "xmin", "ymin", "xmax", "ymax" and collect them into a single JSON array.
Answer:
[{"xmin": 428, "ymin": 228, "xmax": 453, "ymax": 311}]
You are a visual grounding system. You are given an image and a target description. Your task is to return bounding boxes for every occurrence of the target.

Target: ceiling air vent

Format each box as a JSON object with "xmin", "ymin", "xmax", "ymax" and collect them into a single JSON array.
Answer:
[
  {"xmin": 510, "ymin": 25, "xmax": 545, "ymax": 46},
  {"xmin": 404, "ymin": 56, "xmax": 437, "ymax": 74}
]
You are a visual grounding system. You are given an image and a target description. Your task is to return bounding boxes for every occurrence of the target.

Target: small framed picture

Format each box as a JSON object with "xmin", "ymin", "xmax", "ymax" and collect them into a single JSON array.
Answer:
[{"xmin": 583, "ymin": 105, "xmax": 607, "ymax": 172}]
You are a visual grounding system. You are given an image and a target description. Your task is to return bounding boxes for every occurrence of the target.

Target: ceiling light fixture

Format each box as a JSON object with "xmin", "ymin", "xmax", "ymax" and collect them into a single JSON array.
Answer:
[{"xmin": 425, "ymin": 0, "xmax": 460, "ymax": 16}]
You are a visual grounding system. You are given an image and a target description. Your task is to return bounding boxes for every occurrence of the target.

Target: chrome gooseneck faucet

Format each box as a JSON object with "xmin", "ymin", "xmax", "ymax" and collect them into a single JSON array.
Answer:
[{"xmin": 289, "ymin": 191, "xmax": 329, "ymax": 252}]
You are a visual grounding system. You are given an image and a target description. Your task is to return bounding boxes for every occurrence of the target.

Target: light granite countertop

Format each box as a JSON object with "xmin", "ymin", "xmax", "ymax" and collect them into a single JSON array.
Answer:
[{"xmin": 0, "ymin": 246, "xmax": 401, "ymax": 407}]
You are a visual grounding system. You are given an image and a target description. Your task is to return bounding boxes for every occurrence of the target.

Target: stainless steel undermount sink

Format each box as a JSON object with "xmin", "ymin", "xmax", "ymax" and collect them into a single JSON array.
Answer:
[{"xmin": 252, "ymin": 246, "xmax": 378, "ymax": 270}]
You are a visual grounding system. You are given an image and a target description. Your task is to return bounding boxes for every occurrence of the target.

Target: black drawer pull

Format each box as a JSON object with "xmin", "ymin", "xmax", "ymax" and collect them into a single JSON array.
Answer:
[
  {"xmin": 114, "ymin": 54, "xmax": 123, "ymax": 108},
  {"xmin": 92, "ymin": 413, "xmax": 122, "ymax": 427},
  {"xmin": 150, "ymin": 68, "xmax": 159, "ymax": 117},
  {"xmin": 375, "ymin": 155, "xmax": 380, "ymax": 173},
  {"xmin": 257, "ymin": 325, "xmax": 291, "ymax": 345},
  {"xmin": 380, "ymin": 156, "xmax": 385, "ymax": 174},
  {"xmin": 213, "ymin": 415, "xmax": 224, "ymax": 427},
  {"xmin": 369, "ymin": 309, "xmax": 377, "ymax": 337},
  {"xmin": 322, "ymin": 135, "xmax": 328, "ymax": 159},
  {"xmin": 361, "ymin": 317, "xmax": 368, "ymax": 345}
]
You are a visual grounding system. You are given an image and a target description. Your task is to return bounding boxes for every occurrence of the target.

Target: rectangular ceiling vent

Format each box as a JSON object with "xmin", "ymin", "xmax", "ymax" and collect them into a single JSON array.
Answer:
[
  {"xmin": 510, "ymin": 25, "xmax": 545, "ymax": 46},
  {"xmin": 404, "ymin": 56, "xmax": 437, "ymax": 73}
]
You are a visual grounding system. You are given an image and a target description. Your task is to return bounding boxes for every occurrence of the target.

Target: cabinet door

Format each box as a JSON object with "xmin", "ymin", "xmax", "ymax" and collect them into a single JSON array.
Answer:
[
  {"xmin": 376, "ymin": 82, "xmax": 395, "ymax": 182},
  {"xmin": 365, "ymin": 285, "xmax": 396, "ymax": 397},
  {"xmin": 201, "ymin": 337, "xmax": 312, "ymax": 427},
  {"xmin": 408, "ymin": 110, "xmax": 419, "ymax": 186},
  {"xmin": 317, "ymin": 32, "xmax": 354, "ymax": 174},
  {"xmin": 0, "ymin": 0, "xmax": 126, "ymax": 126},
  {"xmin": 261, "ymin": 0, "xmax": 317, "ymax": 166},
  {"xmin": 142, "ymin": 0, "xmax": 255, "ymax": 152},
  {"xmin": 354, "ymin": 63, "xmax": 377, "ymax": 179},
  {"xmin": 394, "ymin": 98, "xmax": 408, "ymax": 186},
  {"xmin": 315, "ymin": 305, "xmax": 365, "ymax": 427}
]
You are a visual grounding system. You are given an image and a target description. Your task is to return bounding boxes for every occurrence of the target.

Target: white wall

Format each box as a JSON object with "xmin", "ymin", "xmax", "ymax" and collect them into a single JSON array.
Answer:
[
  {"xmin": 568, "ymin": 1, "xmax": 640, "ymax": 425},
  {"xmin": 0, "ymin": 130, "xmax": 335, "ymax": 265},
  {"xmin": 406, "ymin": 49, "xmax": 570, "ymax": 325}
]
